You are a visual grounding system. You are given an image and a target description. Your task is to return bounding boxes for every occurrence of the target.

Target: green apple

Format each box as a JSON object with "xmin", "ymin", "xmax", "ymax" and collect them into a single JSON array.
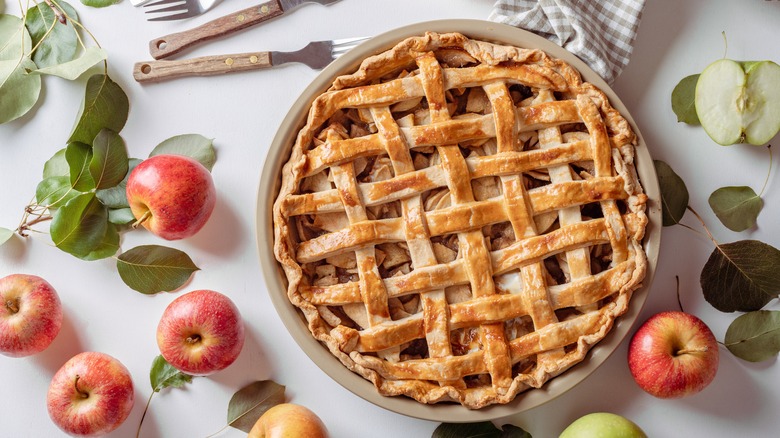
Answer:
[
  {"xmin": 559, "ymin": 412, "xmax": 646, "ymax": 438},
  {"xmin": 695, "ymin": 59, "xmax": 780, "ymax": 145}
]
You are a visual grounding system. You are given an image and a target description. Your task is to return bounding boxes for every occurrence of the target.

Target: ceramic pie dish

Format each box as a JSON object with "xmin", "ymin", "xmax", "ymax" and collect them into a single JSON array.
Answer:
[{"xmin": 257, "ymin": 19, "xmax": 661, "ymax": 422}]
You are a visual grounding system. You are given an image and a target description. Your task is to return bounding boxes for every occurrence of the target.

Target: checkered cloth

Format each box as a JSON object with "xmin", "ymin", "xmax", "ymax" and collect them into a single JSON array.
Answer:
[{"xmin": 488, "ymin": 0, "xmax": 645, "ymax": 84}]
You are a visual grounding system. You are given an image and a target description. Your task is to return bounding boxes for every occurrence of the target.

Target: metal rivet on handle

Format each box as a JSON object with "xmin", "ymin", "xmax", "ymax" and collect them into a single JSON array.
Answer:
[
  {"xmin": 237, "ymin": 14, "xmax": 245, "ymax": 22},
  {"xmin": 260, "ymin": 5, "xmax": 269, "ymax": 13},
  {"xmin": 225, "ymin": 58, "xmax": 234, "ymax": 66},
  {"xmin": 250, "ymin": 56, "xmax": 258, "ymax": 63}
]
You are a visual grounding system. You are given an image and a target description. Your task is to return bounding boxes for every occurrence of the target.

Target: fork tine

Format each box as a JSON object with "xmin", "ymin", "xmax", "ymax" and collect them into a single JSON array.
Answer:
[
  {"xmin": 332, "ymin": 36, "xmax": 370, "ymax": 47},
  {"xmin": 147, "ymin": 10, "xmax": 200, "ymax": 21},
  {"xmin": 145, "ymin": 3, "xmax": 189, "ymax": 14}
]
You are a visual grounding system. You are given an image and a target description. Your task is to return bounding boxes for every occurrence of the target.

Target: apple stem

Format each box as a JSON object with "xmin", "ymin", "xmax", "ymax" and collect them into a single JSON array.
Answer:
[
  {"xmin": 132, "ymin": 210, "xmax": 152, "ymax": 229},
  {"xmin": 74, "ymin": 375, "xmax": 89, "ymax": 399},
  {"xmin": 676, "ymin": 346, "xmax": 709, "ymax": 355},
  {"xmin": 5, "ymin": 299, "xmax": 19, "ymax": 314},
  {"xmin": 186, "ymin": 334, "xmax": 202, "ymax": 345}
]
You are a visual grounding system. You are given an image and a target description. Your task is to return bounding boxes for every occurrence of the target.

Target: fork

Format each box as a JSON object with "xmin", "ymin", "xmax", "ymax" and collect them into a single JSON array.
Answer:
[
  {"xmin": 143, "ymin": 0, "xmax": 220, "ymax": 22},
  {"xmin": 133, "ymin": 37, "xmax": 368, "ymax": 83}
]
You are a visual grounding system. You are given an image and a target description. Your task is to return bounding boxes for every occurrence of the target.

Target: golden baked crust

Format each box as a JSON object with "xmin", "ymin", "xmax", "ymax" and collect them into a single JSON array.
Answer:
[{"xmin": 273, "ymin": 31, "xmax": 648, "ymax": 409}]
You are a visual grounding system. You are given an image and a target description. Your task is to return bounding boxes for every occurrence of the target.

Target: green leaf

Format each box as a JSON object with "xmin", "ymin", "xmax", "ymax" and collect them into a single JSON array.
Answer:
[
  {"xmin": 66, "ymin": 141, "xmax": 95, "ymax": 191},
  {"xmin": 80, "ymin": 0, "xmax": 121, "ymax": 8},
  {"xmin": 432, "ymin": 422, "xmax": 531, "ymax": 438},
  {"xmin": 0, "ymin": 58, "xmax": 41, "ymax": 123},
  {"xmin": 708, "ymin": 186, "xmax": 763, "ymax": 232},
  {"xmin": 150, "ymin": 355, "xmax": 192, "ymax": 392},
  {"xmin": 0, "ymin": 0, "xmax": 5, "ymax": 14},
  {"xmin": 90, "ymin": 129, "xmax": 128, "ymax": 190},
  {"xmin": 227, "ymin": 381, "xmax": 285, "ymax": 433},
  {"xmin": 150, "ymin": 134, "xmax": 216, "ymax": 171},
  {"xmin": 116, "ymin": 245, "xmax": 199, "ymax": 294},
  {"xmin": 35, "ymin": 176, "xmax": 80, "ymax": 209},
  {"xmin": 653, "ymin": 160, "xmax": 689, "ymax": 226},
  {"xmin": 43, "ymin": 148, "xmax": 69, "ymax": 178},
  {"xmin": 80, "ymin": 223, "xmax": 119, "ymax": 260},
  {"xmin": 724, "ymin": 310, "xmax": 780, "ymax": 362},
  {"xmin": 0, "ymin": 14, "xmax": 31, "ymax": 59},
  {"xmin": 30, "ymin": 47, "xmax": 106, "ymax": 80},
  {"xmin": 50, "ymin": 192, "xmax": 108, "ymax": 258},
  {"xmin": 671, "ymin": 74, "xmax": 700, "ymax": 125},
  {"xmin": 0, "ymin": 16, "xmax": 41, "ymax": 123},
  {"xmin": 97, "ymin": 158, "xmax": 141, "ymax": 208},
  {"xmin": 0, "ymin": 227, "xmax": 13, "ymax": 246},
  {"xmin": 108, "ymin": 207, "xmax": 135, "ymax": 225},
  {"xmin": 68, "ymin": 74, "xmax": 129, "ymax": 145},
  {"xmin": 498, "ymin": 425, "xmax": 532, "ymax": 438},
  {"xmin": 701, "ymin": 240, "xmax": 780, "ymax": 312},
  {"xmin": 24, "ymin": 1, "xmax": 79, "ymax": 68}
]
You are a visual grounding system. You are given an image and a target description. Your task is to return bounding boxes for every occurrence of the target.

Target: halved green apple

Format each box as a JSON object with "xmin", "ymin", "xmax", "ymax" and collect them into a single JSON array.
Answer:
[{"xmin": 695, "ymin": 59, "xmax": 780, "ymax": 145}]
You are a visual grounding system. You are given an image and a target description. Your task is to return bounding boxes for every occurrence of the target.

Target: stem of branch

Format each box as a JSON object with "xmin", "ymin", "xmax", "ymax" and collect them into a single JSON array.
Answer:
[
  {"xmin": 686, "ymin": 206, "xmax": 718, "ymax": 247},
  {"xmin": 136, "ymin": 391, "xmax": 155, "ymax": 438},
  {"xmin": 44, "ymin": 0, "xmax": 67, "ymax": 24}
]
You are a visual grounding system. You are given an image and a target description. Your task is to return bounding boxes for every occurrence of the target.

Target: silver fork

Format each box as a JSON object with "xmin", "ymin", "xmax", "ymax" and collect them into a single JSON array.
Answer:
[
  {"xmin": 143, "ymin": 0, "xmax": 219, "ymax": 21},
  {"xmin": 133, "ymin": 37, "xmax": 369, "ymax": 83}
]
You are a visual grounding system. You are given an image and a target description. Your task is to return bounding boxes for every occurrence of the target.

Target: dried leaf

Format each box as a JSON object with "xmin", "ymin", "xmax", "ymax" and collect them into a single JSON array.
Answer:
[
  {"xmin": 725, "ymin": 310, "xmax": 780, "ymax": 362},
  {"xmin": 701, "ymin": 240, "xmax": 780, "ymax": 312},
  {"xmin": 671, "ymin": 74, "xmax": 700, "ymax": 125},
  {"xmin": 708, "ymin": 186, "xmax": 763, "ymax": 232},
  {"xmin": 227, "ymin": 381, "xmax": 285, "ymax": 433},
  {"xmin": 150, "ymin": 355, "xmax": 192, "ymax": 391},
  {"xmin": 654, "ymin": 160, "xmax": 689, "ymax": 226},
  {"xmin": 116, "ymin": 245, "xmax": 199, "ymax": 294}
]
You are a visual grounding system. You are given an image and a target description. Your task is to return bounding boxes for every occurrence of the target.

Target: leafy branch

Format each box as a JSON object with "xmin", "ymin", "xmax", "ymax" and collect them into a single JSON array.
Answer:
[{"xmin": 655, "ymin": 159, "xmax": 780, "ymax": 362}]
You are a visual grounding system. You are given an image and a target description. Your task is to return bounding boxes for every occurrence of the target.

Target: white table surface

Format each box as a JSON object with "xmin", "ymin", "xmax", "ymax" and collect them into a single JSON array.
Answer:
[{"xmin": 2, "ymin": 0, "xmax": 780, "ymax": 436}]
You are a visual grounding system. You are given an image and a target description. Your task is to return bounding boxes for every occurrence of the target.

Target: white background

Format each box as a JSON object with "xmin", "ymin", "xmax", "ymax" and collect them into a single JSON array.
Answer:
[{"xmin": 2, "ymin": 0, "xmax": 780, "ymax": 437}]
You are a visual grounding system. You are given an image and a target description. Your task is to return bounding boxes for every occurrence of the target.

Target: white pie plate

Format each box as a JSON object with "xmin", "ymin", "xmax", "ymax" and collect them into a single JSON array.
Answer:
[{"xmin": 256, "ymin": 19, "xmax": 662, "ymax": 422}]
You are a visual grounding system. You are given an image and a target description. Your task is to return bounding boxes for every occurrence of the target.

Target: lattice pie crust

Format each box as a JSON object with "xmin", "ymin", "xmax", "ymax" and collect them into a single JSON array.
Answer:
[{"xmin": 273, "ymin": 32, "xmax": 648, "ymax": 408}]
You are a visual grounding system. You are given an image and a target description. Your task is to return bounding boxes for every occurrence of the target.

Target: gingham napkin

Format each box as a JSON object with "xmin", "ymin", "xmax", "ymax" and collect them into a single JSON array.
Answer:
[{"xmin": 488, "ymin": 0, "xmax": 646, "ymax": 84}]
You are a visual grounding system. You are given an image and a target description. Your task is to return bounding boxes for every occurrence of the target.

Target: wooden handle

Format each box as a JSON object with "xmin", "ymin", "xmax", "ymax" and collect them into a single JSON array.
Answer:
[
  {"xmin": 133, "ymin": 52, "xmax": 273, "ymax": 82},
  {"xmin": 149, "ymin": 0, "xmax": 284, "ymax": 59}
]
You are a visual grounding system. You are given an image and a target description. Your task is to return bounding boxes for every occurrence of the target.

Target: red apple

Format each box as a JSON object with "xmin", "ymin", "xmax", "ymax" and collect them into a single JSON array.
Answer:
[
  {"xmin": 157, "ymin": 289, "xmax": 244, "ymax": 376},
  {"xmin": 628, "ymin": 311, "xmax": 719, "ymax": 399},
  {"xmin": 248, "ymin": 403, "xmax": 328, "ymax": 438},
  {"xmin": 0, "ymin": 274, "xmax": 62, "ymax": 357},
  {"xmin": 47, "ymin": 352, "xmax": 134, "ymax": 436},
  {"xmin": 126, "ymin": 154, "xmax": 216, "ymax": 240}
]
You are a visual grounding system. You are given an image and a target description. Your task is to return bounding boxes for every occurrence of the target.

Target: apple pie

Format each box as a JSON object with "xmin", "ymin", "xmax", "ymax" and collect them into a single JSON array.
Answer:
[{"xmin": 273, "ymin": 31, "xmax": 648, "ymax": 409}]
